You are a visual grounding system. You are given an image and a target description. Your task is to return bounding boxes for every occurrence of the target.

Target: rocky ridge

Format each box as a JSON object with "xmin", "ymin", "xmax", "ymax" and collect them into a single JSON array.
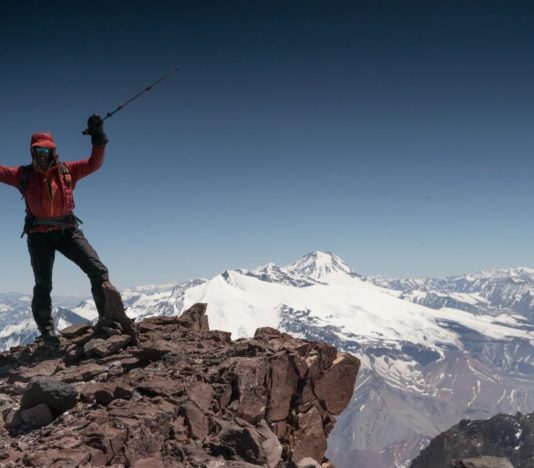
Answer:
[
  {"xmin": 0, "ymin": 303, "xmax": 360, "ymax": 467},
  {"xmin": 410, "ymin": 412, "xmax": 534, "ymax": 468}
]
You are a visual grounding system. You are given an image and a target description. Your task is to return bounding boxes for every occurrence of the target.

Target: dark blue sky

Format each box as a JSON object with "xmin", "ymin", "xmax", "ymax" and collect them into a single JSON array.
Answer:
[{"xmin": 1, "ymin": 1, "xmax": 534, "ymax": 293}]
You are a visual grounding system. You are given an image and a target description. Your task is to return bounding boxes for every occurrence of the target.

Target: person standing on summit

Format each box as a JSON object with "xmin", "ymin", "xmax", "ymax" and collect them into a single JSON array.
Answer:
[{"xmin": 0, "ymin": 115, "xmax": 134, "ymax": 349}]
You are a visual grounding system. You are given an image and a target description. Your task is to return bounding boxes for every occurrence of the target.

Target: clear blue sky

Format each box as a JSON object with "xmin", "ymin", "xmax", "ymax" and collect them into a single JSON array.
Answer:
[{"xmin": 1, "ymin": 0, "xmax": 534, "ymax": 294}]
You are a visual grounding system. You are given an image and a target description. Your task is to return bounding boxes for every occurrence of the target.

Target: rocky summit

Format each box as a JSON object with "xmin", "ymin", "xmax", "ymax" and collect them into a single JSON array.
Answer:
[{"xmin": 0, "ymin": 303, "xmax": 360, "ymax": 467}]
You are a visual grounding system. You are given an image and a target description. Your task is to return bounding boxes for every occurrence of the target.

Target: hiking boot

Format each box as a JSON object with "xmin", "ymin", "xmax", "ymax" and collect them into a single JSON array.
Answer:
[
  {"xmin": 100, "ymin": 281, "xmax": 138, "ymax": 344},
  {"xmin": 42, "ymin": 334, "xmax": 60, "ymax": 352},
  {"xmin": 39, "ymin": 326, "xmax": 60, "ymax": 352}
]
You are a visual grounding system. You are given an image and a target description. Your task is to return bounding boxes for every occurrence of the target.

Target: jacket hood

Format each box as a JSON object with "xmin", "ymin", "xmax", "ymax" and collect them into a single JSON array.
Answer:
[{"xmin": 30, "ymin": 132, "xmax": 57, "ymax": 149}]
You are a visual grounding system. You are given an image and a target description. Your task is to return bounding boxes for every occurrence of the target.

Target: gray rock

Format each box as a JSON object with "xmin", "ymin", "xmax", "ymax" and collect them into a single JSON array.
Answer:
[
  {"xmin": 20, "ymin": 376, "xmax": 78, "ymax": 417},
  {"xmin": 20, "ymin": 403, "xmax": 53, "ymax": 428}
]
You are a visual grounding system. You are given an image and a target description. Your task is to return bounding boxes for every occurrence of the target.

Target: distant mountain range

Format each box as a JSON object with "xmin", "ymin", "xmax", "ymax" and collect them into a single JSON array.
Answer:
[{"xmin": 1, "ymin": 251, "xmax": 533, "ymax": 468}]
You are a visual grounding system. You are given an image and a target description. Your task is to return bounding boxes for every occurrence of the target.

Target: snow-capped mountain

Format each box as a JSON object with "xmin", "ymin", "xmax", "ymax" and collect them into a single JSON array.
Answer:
[
  {"xmin": 1, "ymin": 252, "xmax": 533, "ymax": 468},
  {"xmin": 368, "ymin": 267, "xmax": 534, "ymax": 321},
  {"xmin": 284, "ymin": 251, "xmax": 353, "ymax": 281}
]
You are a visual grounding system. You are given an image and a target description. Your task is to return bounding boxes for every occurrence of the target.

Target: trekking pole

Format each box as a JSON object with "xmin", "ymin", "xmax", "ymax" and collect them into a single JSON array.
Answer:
[{"xmin": 82, "ymin": 67, "xmax": 178, "ymax": 134}]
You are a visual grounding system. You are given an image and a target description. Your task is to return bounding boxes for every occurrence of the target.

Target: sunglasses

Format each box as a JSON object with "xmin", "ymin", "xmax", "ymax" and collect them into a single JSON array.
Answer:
[{"xmin": 33, "ymin": 147, "xmax": 52, "ymax": 156}]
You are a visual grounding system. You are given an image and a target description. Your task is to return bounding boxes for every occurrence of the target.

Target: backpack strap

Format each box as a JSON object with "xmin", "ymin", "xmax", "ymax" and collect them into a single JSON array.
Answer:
[
  {"xmin": 59, "ymin": 162, "xmax": 72, "ymax": 187},
  {"xmin": 18, "ymin": 164, "xmax": 32, "ymax": 198}
]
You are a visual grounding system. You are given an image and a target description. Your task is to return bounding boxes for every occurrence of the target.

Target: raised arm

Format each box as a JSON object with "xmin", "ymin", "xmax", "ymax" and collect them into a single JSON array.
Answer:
[
  {"xmin": 65, "ymin": 145, "xmax": 106, "ymax": 184},
  {"xmin": 65, "ymin": 114, "xmax": 109, "ymax": 185}
]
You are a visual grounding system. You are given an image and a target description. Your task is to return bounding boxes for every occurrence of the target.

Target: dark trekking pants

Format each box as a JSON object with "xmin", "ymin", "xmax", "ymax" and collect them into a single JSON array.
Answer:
[{"xmin": 27, "ymin": 228, "xmax": 109, "ymax": 333}]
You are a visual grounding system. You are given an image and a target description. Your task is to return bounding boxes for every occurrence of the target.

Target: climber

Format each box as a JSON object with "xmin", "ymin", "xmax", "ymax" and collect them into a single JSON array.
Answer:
[{"xmin": 0, "ymin": 115, "xmax": 135, "ymax": 349}]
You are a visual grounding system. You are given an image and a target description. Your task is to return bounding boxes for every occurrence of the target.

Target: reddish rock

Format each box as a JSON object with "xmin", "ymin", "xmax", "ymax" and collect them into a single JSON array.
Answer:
[
  {"xmin": 114, "ymin": 384, "xmax": 134, "ymax": 400},
  {"xmin": 83, "ymin": 338, "xmax": 106, "ymax": 357},
  {"xmin": 452, "ymin": 457, "xmax": 514, "ymax": 468},
  {"xmin": 65, "ymin": 345, "xmax": 85, "ymax": 362},
  {"xmin": 217, "ymin": 423, "xmax": 267, "ymax": 465},
  {"xmin": 56, "ymin": 362, "xmax": 108, "ymax": 382},
  {"xmin": 290, "ymin": 352, "xmax": 309, "ymax": 378},
  {"xmin": 186, "ymin": 379, "xmax": 213, "ymax": 412},
  {"xmin": 296, "ymin": 457, "xmax": 322, "ymax": 467},
  {"xmin": 217, "ymin": 383, "xmax": 233, "ymax": 410},
  {"xmin": 135, "ymin": 339, "xmax": 178, "ymax": 360},
  {"xmin": 83, "ymin": 424, "xmax": 127, "ymax": 464},
  {"xmin": 204, "ymin": 330, "xmax": 232, "ymax": 344},
  {"xmin": 22, "ymin": 449, "xmax": 90, "ymax": 467},
  {"xmin": 271, "ymin": 420, "xmax": 288, "ymax": 439},
  {"xmin": 69, "ymin": 330, "xmax": 95, "ymax": 346},
  {"xmin": 178, "ymin": 302, "xmax": 209, "ymax": 331},
  {"xmin": 291, "ymin": 405, "xmax": 327, "ymax": 463},
  {"xmin": 0, "ymin": 303, "xmax": 359, "ymax": 467},
  {"xmin": 132, "ymin": 457, "xmax": 166, "ymax": 468},
  {"xmin": 59, "ymin": 324, "xmax": 92, "ymax": 339},
  {"xmin": 138, "ymin": 321, "xmax": 160, "ymax": 333},
  {"xmin": 95, "ymin": 387, "xmax": 116, "ymax": 406},
  {"xmin": 254, "ymin": 327, "xmax": 304, "ymax": 351},
  {"xmin": 305, "ymin": 353, "xmax": 322, "ymax": 380},
  {"xmin": 84, "ymin": 334, "xmax": 131, "ymax": 358},
  {"xmin": 78, "ymin": 381, "xmax": 114, "ymax": 403},
  {"xmin": 300, "ymin": 381, "xmax": 316, "ymax": 404},
  {"xmin": 268, "ymin": 351, "xmax": 299, "ymax": 422},
  {"xmin": 313, "ymin": 353, "xmax": 360, "ymax": 414},
  {"xmin": 10, "ymin": 359, "xmax": 61, "ymax": 383},
  {"xmin": 182, "ymin": 400, "xmax": 209, "ymax": 440},
  {"xmin": 315, "ymin": 342, "xmax": 338, "ymax": 369},
  {"xmin": 123, "ymin": 410, "xmax": 173, "ymax": 463},
  {"xmin": 136, "ymin": 374, "xmax": 181, "ymax": 397},
  {"xmin": 233, "ymin": 357, "xmax": 268, "ymax": 423},
  {"xmin": 256, "ymin": 419, "xmax": 283, "ymax": 467},
  {"xmin": 294, "ymin": 342, "xmax": 313, "ymax": 356}
]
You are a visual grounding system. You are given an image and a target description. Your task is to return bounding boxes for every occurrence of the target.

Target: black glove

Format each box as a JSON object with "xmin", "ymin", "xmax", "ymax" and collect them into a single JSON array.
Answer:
[{"xmin": 84, "ymin": 114, "xmax": 109, "ymax": 146}]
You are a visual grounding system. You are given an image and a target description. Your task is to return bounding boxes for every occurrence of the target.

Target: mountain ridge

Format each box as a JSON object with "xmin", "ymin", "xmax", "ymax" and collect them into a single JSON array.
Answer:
[{"xmin": 1, "ymin": 251, "xmax": 533, "ymax": 467}]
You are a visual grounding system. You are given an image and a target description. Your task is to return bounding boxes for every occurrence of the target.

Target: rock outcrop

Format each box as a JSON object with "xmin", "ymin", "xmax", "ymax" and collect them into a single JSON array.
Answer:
[
  {"xmin": 0, "ymin": 303, "xmax": 359, "ymax": 467},
  {"xmin": 451, "ymin": 457, "xmax": 514, "ymax": 468},
  {"xmin": 410, "ymin": 412, "xmax": 534, "ymax": 468}
]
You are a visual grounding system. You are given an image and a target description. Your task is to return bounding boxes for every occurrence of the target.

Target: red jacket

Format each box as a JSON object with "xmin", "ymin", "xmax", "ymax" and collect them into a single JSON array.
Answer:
[{"xmin": 0, "ymin": 144, "xmax": 105, "ymax": 233}]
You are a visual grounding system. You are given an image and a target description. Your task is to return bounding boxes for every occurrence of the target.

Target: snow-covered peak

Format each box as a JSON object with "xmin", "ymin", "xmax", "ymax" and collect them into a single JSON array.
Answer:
[
  {"xmin": 255, "ymin": 262, "xmax": 285, "ymax": 275},
  {"xmin": 241, "ymin": 262, "xmax": 319, "ymax": 288},
  {"xmin": 462, "ymin": 266, "xmax": 534, "ymax": 283},
  {"xmin": 285, "ymin": 251, "xmax": 352, "ymax": 281}
]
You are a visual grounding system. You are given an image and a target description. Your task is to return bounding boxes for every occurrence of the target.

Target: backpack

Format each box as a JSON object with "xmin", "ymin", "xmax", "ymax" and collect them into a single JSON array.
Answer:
[
  {"xmin": 18, "ymin": 162, "xmax": 72, "ymax": 197},
  {"xmin": 18, "ymin": 163, "xmax": 77, "ymax": 237}
]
